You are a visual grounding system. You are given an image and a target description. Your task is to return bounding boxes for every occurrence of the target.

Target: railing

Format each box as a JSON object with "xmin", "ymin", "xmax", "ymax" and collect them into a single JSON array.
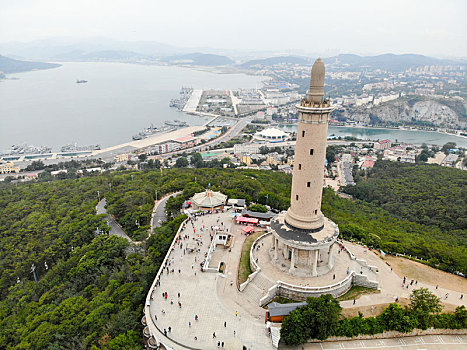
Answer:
[
  {"xmin": 278, "ymin": 271, "xmax": 354, "ymax": 293},
  {"xmin": 144, "ymin": 217, "xmax": 189, "ymax": 349}
]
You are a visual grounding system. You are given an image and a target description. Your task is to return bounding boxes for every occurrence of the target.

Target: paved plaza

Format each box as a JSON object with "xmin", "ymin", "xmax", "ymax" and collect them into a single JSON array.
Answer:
[
  {"xmin": 147, "ymin": 209, "xmax": 275, "ymax": 350},
  {"xmin": 145, "ymin": 208, "xmax": 466, "ymax": 349}
]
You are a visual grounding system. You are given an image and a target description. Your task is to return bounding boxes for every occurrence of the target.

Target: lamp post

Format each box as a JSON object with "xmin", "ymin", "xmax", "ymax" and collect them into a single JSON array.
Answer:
[{"xmin": 31, "ymin": 264, "xmax": 37, "ymax": 283}]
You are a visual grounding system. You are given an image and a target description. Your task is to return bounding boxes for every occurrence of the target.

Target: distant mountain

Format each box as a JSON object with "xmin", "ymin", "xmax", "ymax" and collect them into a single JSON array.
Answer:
[
  {"xmin": 0, "ymin": 54, "xmax": 60, "ymax": 74},
  {"xmin": 324, "ymin": 53, "xmax": 462, "ymax": 71},
  {"xmin": 239, "ymin": 55, "xmax": 312, "ymax": 68},
  {"xmin": 162, "ymin": 53, "xmax": 233, "ymax": 66},
  {"xmin": 0, "ymin": 38, "xmax": 185, "ymax": 60},
  {"xmin": 52, "ymin": 49, "xmax": 154, "ymax": 61}
]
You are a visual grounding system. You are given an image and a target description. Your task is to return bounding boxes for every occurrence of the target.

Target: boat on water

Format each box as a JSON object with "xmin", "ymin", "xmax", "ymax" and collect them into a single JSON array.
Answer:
[
  {"xmin": 169, "ymin": 87, "xmax": 193, "ymax": 110},
  {"xmin": 164, "ymin": 119, "xmax": 187, "ymax": 127},
  {"xmin": 76, "ymin": 80, "xmax": 88, "ymax": 84},
  {"xmin": 60, "ymin": 143, "xmax": 101, "ymax": 152},
  {"xmin": 131, "ymin": 124, "xmax": 175, "ymax": 141},
  {"xmin": 1, "ymin": 144, "xmax": 52, "ymax": 156}
]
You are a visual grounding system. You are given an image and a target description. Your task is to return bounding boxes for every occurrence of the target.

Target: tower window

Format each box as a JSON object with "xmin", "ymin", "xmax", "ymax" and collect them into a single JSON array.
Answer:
[
  {"xmin": 302, "ymin": 130, "xmax": 305, "ymax": 137},
  {"xmin": 307, "ymin": 182, "xmax": 311, "ymax": 187},
  {"xmin": 310, "ymin": 149, "xmax": 314, "ymax": 155},
  {"xmin": 296, "ymin": 195, "xmax": 299, "ymax": 200},
  {"xmin": 314, "ymin": 209, "xmax": 318, "ymax": 215},
  {"xmin": 298, "ymin": 164, "xmax": 302, "ymax": 170}
]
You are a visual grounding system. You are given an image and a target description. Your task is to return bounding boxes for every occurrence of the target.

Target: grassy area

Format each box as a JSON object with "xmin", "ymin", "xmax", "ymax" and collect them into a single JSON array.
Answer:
[
  {"xmin": 337, "ymin": 286, "xmax": 380, "ymax": 301},
  {"xmin": 238, "ymin": 230, "xmax": 264, "ymax": 284}
]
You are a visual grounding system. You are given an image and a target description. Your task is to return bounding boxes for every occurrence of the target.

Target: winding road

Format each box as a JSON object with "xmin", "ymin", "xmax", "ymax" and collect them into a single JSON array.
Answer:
[{"xmin": 151, "ymin": 191, "xmax": 182, "ymax": 233}]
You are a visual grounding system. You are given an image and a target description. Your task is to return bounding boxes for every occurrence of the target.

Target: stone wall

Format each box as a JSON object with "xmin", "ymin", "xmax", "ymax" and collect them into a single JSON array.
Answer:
[
  {"xmin": 259, "ymin": 270, "xmax": 379, "ymax": 306},
  {"xmin": 352, "ymin": 273, "xmax": 379, "ymax": 289},
  {"xmin": 277, "ymin": 273, "xmax": 354, "ymax": 301}
]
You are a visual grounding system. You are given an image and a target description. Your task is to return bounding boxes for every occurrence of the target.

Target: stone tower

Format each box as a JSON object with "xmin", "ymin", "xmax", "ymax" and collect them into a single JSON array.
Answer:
[
  {"xmin": 270, "ymin": 58, "xmax": 339, "ymax": 276},
  {"xmin": 284, "ymin": 58, "xmax": 335, "ymax": 231}
]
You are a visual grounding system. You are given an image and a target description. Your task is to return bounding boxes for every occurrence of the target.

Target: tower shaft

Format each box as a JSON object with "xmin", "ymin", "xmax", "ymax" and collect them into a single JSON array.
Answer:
[{"xmin": 284, "ymin": 58, "xmax": 334, "ymax": 231}]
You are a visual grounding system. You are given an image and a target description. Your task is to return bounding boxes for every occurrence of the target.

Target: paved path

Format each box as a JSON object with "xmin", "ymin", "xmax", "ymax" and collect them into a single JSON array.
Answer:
[
  {"xmin": 297, "ymin": 334, "xmax": 467, "ymax": 350},
  {"xmin": 151, "ymin": 192, "xmax": 182, "ymax": 233},
  {"xmin": 339, "ymin": 242, "xmax": 466, "ymax": 310},
  {"xmin": 147, "ymin": 209, "xmax": 274, "ymax": 350},
  {"xmin": 96, "ymin": 198, "xmax": 132, "ymax": 242}
]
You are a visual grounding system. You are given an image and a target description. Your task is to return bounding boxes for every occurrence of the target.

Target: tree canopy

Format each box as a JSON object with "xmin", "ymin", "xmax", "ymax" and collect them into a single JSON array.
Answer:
[{"xmin": 280, "ymin": 291, "xmax": 466, "ymax": 345}]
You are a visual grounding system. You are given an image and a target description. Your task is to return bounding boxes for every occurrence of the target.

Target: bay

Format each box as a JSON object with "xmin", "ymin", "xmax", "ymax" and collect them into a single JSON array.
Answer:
[
  {"xmin": 0, "ymin": 62, "xmax": 266, "ymax": 151},
  {"xmin": 279, "ymin": 125, "xmax": 467, "ymax": 148},
  {"xmin": 1, "ymin": 62, "xmax": 466, "ymax": 152}
]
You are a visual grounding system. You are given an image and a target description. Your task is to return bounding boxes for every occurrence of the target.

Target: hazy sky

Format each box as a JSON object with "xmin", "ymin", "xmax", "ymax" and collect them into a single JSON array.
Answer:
[{"xmin": 1, "ymin": 0, "xmax": 466, "ymax": 57}]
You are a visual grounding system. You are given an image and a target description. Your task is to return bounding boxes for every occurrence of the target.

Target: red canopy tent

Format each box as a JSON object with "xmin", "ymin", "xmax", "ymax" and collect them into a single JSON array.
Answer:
[
  {"xmin": 242, "ymin": 226, "xmax": 255, "ymax": 234},
  {"xmin": 236, "ymin": 216, "xmax": 259, "ymax": 225}
]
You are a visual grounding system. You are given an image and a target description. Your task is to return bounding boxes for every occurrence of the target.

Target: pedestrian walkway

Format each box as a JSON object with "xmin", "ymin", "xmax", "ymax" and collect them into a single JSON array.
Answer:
[{"xmin": 147, "ymin": 209, "xmax": 274, "ymax": 350}]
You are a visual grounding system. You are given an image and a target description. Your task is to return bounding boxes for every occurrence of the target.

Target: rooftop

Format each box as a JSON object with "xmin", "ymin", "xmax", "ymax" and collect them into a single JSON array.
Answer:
[
  {"xmin": 271, "ymin": 212, "xmax": 338, "ymax": 244},
  {"xmin": 268, "ymin": 301, "xmax": 307, "ymax": 317},
  {"xmin": 191, "ymin": 189, "xmax": 227, "ymax": 208},
  {"xmin": 173, "ymin": 135, "xmax": 197, "ymax": 143}
]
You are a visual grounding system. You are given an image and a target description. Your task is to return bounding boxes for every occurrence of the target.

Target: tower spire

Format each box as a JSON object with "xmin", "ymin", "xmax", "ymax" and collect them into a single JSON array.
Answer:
[{"xmin": 307, "ymin": 58, "xmax": 325, "ymax": 104}]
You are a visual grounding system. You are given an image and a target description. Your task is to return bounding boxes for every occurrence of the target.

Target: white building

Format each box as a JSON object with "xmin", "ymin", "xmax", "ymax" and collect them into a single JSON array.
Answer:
[{"xmin": 253, "ymin": 128, "xmax": 289, "ymax": 143}]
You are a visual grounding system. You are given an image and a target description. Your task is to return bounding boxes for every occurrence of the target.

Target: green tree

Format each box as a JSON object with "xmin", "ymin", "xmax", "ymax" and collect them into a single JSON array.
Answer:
[
  {"xmin": 280, "ymin": 308, "xmax": 308, "ymax": 345},
  {"xmin": 248, "ymin": 204, "xmax": 267, "ymax": 213},
  {"xmin": 410, "ymin": 288, "xmax": 443, "ymax": 329},
  {"xmin": 25, "ymin": 160, "xmax": 46, "ymax": 171},
  {"xmin": 441, "ymin": 142, "xmax": 457, "ymax": 155},
  {"xmin": 281, "ymin": 294, "xmax": 342, "ymax": 344},
  {"xmin": 379, "ymin": 303, "xmax": 416, "ymax": 333},
  {"xmin": 190, "ymin": 152, "xmax": 204, "ymax": 168},
  {"xmin": 175, "ymin": 157, "xmax": 189, "ymax": 168}
]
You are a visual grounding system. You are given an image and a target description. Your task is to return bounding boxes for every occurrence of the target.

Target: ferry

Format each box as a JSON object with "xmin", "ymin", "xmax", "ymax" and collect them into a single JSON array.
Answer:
[{"xmin": 76, "ymin": 80, "xmax": 88, "ymax": 84}]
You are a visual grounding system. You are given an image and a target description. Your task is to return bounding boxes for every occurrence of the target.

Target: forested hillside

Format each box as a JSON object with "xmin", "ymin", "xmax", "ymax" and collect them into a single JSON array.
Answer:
[
  {"xmin": 340, "ymin": 161, "xmax": 466, "ymax": 273},
  {"xmin": 0, "ymin": 166, "xmax": 465, "ymax": 348},
  {"xmin": 0, "ymin": 176, "xmax": 183, "ymax": 349},
  {"xmin": 343, "ymin": 161, "xmax": 467, "ymax": 231}
]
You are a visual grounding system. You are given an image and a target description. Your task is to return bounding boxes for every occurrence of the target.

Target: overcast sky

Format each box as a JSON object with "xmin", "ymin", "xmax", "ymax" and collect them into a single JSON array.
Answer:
[{"xmin": 1, "ymin": 0, "xmax": 466, "ymax": 57}]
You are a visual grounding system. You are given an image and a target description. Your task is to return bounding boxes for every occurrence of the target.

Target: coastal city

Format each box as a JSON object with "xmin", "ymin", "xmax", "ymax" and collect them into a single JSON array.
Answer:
[
  {"xmin": 1, "ymin": 69, "xmax": 466, "ymax": 182},
  {"xmin": 0, "ymin": 1, "xmax": 467, "ymax": 349}
]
